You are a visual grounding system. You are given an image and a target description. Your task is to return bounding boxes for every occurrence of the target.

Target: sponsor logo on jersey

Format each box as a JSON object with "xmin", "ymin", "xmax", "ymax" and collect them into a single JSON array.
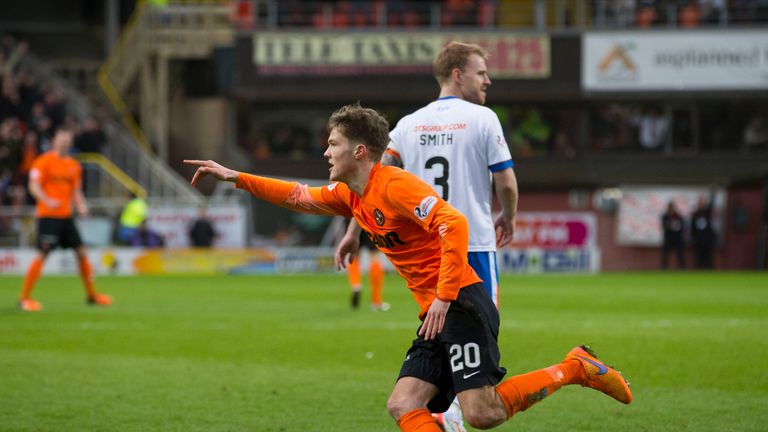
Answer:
[
  {"xmin": 414, "ymin": 196, "xmax": 438, "ymax": 220},
  {"xmin": 413, "ymin": 123, "xmax": 466, "ymax": 132},
  {"xmin": 364, "ymin": 230, "xmax": 406, "ymax": 249},
  {"xmin": 374, "ymin": 209, "xmax": 385, "ymax": 226}
]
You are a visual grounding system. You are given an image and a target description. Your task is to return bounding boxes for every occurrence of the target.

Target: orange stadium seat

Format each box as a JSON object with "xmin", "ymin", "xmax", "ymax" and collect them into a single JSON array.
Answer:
[
  {"xmin": 679, "ymin": 5, "xmax": 700, "ymax": 28},
  {"xmin": 636, "ymin": 6, "xmax": 657, "ymax": 27}
]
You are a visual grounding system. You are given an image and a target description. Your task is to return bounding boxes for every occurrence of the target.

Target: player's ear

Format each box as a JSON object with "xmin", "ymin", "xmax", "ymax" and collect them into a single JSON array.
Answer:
[
  {"xmin": 354, "ymin": 144, "xmax": 367, "ymax": 159},
  {"xmin": 452, "ymin": 67, "xmax": 462, "ymax": 82}
]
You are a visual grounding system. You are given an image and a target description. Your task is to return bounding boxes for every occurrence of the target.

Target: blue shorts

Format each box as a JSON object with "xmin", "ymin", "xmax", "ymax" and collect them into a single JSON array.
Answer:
[{"xmin": 467, "ymin": 251, "xmax": 499, "ymax": 307}]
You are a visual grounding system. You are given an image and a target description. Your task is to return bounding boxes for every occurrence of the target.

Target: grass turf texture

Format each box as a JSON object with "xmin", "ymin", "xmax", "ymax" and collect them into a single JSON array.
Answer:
[{"xmin": 1, "ymin": 273, "xmax": 766, "ymax": 431}]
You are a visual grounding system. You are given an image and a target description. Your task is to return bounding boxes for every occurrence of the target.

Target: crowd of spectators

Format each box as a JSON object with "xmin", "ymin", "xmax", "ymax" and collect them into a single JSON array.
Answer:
[
  {"xmin": 238, "ymin": 109, "xmax": 338, "ymax": 163},
  {"xmin": 0, "ymin": 35, "xmax": 107, "ymax": 212},
  {"xmin": 590, "ymin": 103, "xmax": 767, "ymax": 154},
  {"xmin": 237, "ymin": 104, "xmax": 582, "ymax": 168},
  {"xmin": 270, "ymin": 0, "xmax": 495, "ymax": 29},
  {"xmin": 629, "ymin": 0, "xmax": 768, "ymax": 27},
  {"xmin": 234, "ymin": 0, "xmax": 768, "ymax": 30},
  {"xmin": 238, "ymin": 100, "xmax": 767, "ymax": 163}
]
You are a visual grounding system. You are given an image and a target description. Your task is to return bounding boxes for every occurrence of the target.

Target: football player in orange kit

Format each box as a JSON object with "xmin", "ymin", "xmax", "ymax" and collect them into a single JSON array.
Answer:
[
  {"xmin": 18, "ymin": 126, "xmax": 113, "ymax": 311},
  {"xmin": 185, "ymin": 104, "xmax": 631, "ymax": 431},
  {"xmin": 345, "ymin": 227, "xmax": 388, "ymax": 311}
]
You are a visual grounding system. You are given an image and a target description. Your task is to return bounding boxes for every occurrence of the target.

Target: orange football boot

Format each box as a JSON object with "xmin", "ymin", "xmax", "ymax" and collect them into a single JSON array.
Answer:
[
  {"xmin": 87, "ymin": 293, "xmax": 113, "ymax": 307},
  {"xmin": 19, "ymin": 298, "xmax": 43, "ymax": 311},
  {"xmin": 564, "ymin": 345, "xmax": 632, "ymax": 404}
]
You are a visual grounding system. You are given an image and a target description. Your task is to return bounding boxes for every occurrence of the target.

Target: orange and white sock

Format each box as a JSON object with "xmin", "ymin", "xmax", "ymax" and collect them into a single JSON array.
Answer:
[
  {"xmin": 397, "ymin": 408, "xmax": 442, "ymax": 432},
  {"xmin": 495, "ymin": 360, "xmax": 583, "ymax": 417}
]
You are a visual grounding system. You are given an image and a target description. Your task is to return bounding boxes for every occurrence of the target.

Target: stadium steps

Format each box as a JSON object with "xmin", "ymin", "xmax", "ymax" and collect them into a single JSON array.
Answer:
[
  {"xmin": 99, "ymin": 2, "xmax": 235, "ymax": 162},
  {"xmin": 21, "ymin": 53, "xmax": 204, "ymax": 204}
]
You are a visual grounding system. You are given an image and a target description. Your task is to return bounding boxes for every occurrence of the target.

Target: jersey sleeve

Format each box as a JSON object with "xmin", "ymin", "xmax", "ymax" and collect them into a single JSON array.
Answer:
[
  {"xmin": 483, "ymin": 108, "xmax": 514, "ymax": 172},
  {"xmin": 235, "ymin": 173, "xmax": 353, "ymax": 218},
  {"xmin": 385, "ymin": 171, "xmax": 469, "ymax": 301},
  {"xmin": 387, "ymin": 117, "xmax": 407, "ymax": 156},
  {"xmin": 29, "ymin": 156, "xmax": 46, "ymax": 183}
]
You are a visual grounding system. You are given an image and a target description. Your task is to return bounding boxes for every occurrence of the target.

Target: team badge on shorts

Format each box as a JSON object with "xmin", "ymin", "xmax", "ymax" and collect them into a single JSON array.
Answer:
[{"xmin": 374, "ymin": 209, "xmax": 385, "ymax": 226}]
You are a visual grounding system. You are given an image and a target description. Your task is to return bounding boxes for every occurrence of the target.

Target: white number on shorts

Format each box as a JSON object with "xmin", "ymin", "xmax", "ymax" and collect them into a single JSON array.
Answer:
[{"xmin": 449, "ymin": 343, "xmax": 481, "ymax": 372}]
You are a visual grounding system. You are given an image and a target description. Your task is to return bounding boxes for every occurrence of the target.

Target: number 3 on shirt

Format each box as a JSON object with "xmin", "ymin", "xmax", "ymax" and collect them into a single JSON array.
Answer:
[{"xmin": 426, "ymin": 156, "xmax": 449, "ymax": 201}]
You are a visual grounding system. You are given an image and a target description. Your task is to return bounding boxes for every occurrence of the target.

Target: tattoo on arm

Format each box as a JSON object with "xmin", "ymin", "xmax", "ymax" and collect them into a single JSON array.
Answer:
[{"xmin": 381, "ymin": 152, "xmax": 403, "ymax": 168}]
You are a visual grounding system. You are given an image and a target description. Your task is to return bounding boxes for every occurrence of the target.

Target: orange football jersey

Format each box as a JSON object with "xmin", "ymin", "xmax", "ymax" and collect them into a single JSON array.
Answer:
[
  {"xmin": 236, "ymin": 163, "xmax": 481, "ymax": 318},
  {"xmin": 29, "ymin": 151, "xmax": 82, "ymax": 219}
]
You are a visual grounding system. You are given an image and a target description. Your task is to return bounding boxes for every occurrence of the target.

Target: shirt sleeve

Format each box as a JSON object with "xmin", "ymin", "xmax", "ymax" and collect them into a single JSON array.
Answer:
[
  {"xmin": 235, "ymin": 173, "xmax": 352, "ymax": 218},
  {"xmin": 483, "ymin": 108, "xmax": 514, "ymax": 171},
  {"xmin": 387, "ymin": 119, "xmax": 404, "ymax": 155},
  {"xmin": 385, "ymin": 171, "xmax": 469, "ymax": 301},
  {"xmin": 29, "ymin": 157, "xmax": 45, "ymax": 182}
]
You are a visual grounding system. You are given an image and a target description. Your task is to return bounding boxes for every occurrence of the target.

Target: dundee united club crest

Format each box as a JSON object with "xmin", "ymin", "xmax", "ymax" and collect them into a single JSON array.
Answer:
[{"xmin": 374, "ymin": 209, "xmax": 385, "ymax": 226}]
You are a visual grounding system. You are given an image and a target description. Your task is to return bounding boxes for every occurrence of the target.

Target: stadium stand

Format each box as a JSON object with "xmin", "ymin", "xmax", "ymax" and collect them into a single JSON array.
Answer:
[{"xmin": 0, "ymin": 0, "xmax": 766, "ymax": 269}]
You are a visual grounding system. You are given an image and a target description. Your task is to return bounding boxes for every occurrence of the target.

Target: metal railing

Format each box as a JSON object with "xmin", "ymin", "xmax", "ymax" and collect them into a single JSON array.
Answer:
[
  {"xmin": 76, "ymin": 153, "xmax": 148, "ymax": 200},
  {"xmin": 20, "ymin": 53, "xmax": 205, "ymax": 204},
  {"xmin": 98, "ymin": 0, "xmax": 235, "ymax": 163}
]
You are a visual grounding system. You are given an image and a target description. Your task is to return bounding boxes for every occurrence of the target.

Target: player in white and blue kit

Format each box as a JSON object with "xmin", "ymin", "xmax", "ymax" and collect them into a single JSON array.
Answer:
[{"xmin": 384, "ymin": 42, "xmax": 518, "ymax": 308}]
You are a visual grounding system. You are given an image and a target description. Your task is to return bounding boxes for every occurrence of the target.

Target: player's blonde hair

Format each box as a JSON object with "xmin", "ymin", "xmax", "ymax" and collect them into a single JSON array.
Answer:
[
  {"xmin": 327, "ymin": 103, "xmax": 390, "ymax": 161},
  {"xmin": 433, "ymin": 42, "xmax": 489, "ymax": 85}
]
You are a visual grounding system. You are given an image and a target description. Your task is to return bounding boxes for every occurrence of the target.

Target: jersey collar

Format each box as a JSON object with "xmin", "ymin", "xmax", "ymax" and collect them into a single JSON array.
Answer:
[
  {"xmin": 362, "ymin": 162, "xmax": 383, "ymax": 197},
  {"xmin": 437, "ymin": 96, "xmax": 459, "ymax": 101}
]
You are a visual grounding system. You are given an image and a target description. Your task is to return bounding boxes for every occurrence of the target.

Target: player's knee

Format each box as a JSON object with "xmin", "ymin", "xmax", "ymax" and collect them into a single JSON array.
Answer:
[
  {"xmin": 462, "ymin": 404, "xmax": 505, "ymax": 430},
  {"xmin": 386, "ymin": 393, "xmax": 417, "ymax": 420}
]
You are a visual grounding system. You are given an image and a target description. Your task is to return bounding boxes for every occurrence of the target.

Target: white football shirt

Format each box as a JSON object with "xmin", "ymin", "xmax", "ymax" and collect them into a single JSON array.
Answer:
[{"xmin": 388, "ymin": 96, "xmax": 513, "ymax": 252}]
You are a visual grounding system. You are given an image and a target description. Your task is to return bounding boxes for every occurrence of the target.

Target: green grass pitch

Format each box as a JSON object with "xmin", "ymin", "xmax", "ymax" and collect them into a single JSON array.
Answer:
[{"xmin": 1, "ymin": 272, "xmax": 767, "ymax": 431}]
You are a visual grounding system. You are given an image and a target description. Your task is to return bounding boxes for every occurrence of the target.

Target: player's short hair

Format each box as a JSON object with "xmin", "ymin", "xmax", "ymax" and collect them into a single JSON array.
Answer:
[
  {"xmin": 54, "ymin": 124, "xmax": 75, "ymax": 135},
  {"xmin": 434, "ymin": 41, "xmax": 489, "ymax": 85},
  {"xmin": 327, "ymin": 103, "xmax": 390, "ymax": 161}
]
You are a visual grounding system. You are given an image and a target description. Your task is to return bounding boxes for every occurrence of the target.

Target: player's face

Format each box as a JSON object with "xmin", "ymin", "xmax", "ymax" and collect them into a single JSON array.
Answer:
[
  {"xmin": 459, "ymin": 54, "xmax": 491, "ymax": 105},
  {"xmin": 324, "ymin": 127, "xmax": 356, "ymax": 183},
  {"xmin": 52, "ymin": 130, "xmax": 74, "ymax": 153}
]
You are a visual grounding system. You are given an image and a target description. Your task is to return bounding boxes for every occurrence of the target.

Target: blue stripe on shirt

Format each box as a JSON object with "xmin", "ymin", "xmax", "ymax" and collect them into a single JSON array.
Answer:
[{"xmin": 489, "ymin": 159, "xmax": 514, "ymax": 172}]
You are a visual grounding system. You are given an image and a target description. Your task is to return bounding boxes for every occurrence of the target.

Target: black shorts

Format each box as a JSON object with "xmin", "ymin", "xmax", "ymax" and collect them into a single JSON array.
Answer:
[
  {"xmin": 397, "ymin": 283, "xmax": 507, "ymax": 413},
  {"xmin": 37, "ymin": 217, "xmax": 83, "ymax": 251}
]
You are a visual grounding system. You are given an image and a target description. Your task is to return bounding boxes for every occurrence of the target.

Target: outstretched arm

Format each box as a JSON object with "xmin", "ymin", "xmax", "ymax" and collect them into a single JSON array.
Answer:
[
  {"xmin": 184, "ymin": 159, "xmax": 351, "ymax": 217},
  {"xmin": 492, "ymin": 167, "xmax": 518, "ymax": 247},
  {"xmin": 184, "ymin": 159, "xmax": 240, "ymax": 186}
]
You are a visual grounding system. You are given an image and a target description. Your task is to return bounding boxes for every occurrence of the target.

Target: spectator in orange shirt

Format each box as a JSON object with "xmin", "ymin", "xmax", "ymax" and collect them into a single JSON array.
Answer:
[
  {"xmin": 18, "ymin": 126, "xmax": 113, "ymax": 311},
  {"xmin": 184, "ymin": 104, "xmax": 631, "ymax": 431}
]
